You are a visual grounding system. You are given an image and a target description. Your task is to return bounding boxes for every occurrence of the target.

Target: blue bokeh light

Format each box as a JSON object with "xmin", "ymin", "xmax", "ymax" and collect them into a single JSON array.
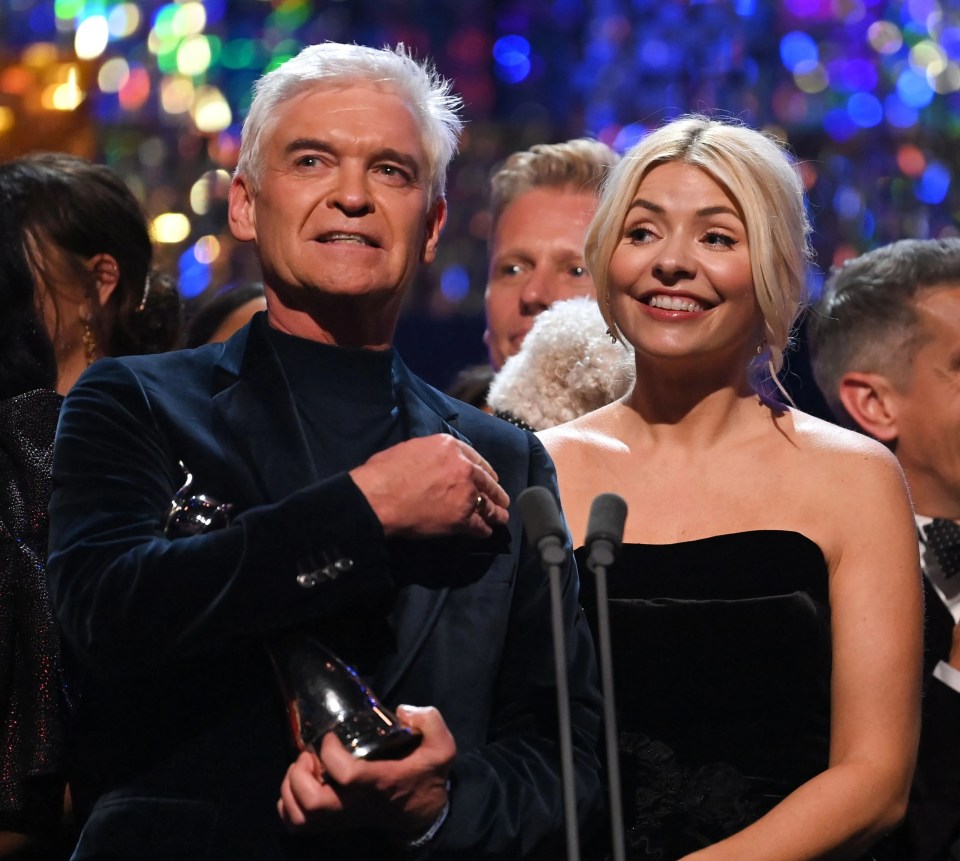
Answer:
[
  {"xmin": 780, "ymin": 31, "xmax": 818, "ymax": 71},
  {"xmin": 896, "ymin": 68, "xmax": 935, "ymax": 108},
  {"xmin": 826, "ymin": 58, "xmax": 878, "ymax": 93},
  {"xmin": 847, "ymin": 92, "xmax": 883, "ymax": 128},
  {"xmin": 28, "ymin": 2, "xmax": 55, "ymax": 33},
  {"xmin": 613, "ymin": 123, "xmax": 648, "ymax": 153},
  {"xmin": 178, "ymin": 247, "xmax": 212, "ymax": 299},
  {"xmin": 884, "ymin": 94, "xmax": 919, "ymax": 128},
  {"xmin": 493, "ymin": 35, "xmax": 532, "ymax": 84},
  {"xmin": 942, "ymin": 27, "xmax": 960, "ymax": 61},
  {"xmin": 440, "ymin": 265, "xmax": 470, "ymax": 303},
  {"xmin": 823, "ymin": 108, "xmax": 859, "ymax": 142},
  {"xmin": 833, "ymin": 185, "xmax": 863, "ymax": 219},
  {"xmin": 916, "ymin": 163, "xmax": 950, "ymax": 204}
]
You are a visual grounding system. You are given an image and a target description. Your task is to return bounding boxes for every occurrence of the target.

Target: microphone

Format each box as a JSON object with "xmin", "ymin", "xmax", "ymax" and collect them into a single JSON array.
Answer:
[
  {"xmin": 585, "ymin": 493, "xmax": 628, "ymax": 573},
  {"xmin": 518, "ymin": 485, "xmax": 578, "ymax": 861},
  {"xmin": 584, "ymin": 493, "xmax": 628, "ymax": 861},
  {"xmin": 518, "ymin": 485, "xmax": 569, "ymax": 570}
]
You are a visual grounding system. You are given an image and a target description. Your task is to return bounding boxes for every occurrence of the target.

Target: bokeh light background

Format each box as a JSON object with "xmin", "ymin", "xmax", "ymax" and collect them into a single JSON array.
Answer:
[{"xmin": 1, "ymin": 0, "xmax": 958, "ymax": 406}]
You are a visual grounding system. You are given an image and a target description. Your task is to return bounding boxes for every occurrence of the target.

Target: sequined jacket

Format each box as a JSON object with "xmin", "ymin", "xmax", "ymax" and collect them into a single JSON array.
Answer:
[{"xmin": 0, "ymin": 388, "xmax": 65, "ymax": 836}]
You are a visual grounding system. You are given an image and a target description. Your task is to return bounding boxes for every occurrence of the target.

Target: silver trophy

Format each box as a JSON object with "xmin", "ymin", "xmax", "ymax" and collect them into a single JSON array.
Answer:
[{"xmin": 164, "ymin": 462, "xmax": 420, "ymax": 760}]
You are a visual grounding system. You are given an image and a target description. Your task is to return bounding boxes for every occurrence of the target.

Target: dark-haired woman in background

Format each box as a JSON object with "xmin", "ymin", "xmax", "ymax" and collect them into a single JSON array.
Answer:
[{"xmin": 0, "ymin": 152, "xmax": 181, "ymax": 857}]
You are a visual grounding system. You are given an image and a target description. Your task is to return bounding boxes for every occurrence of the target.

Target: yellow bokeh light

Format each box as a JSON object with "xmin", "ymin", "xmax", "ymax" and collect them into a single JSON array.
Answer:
[
  {"xmin": 152, "ymin": 212, "xmax": 192, "ymax": 244},
  {"xmin": 161, "ymin": 76, "xmax": 196, "ymax": 114},
  {"xmin": 75, "ymin": 15, "xmax": 110, "ymax": 60},
  {"xmin": 910, "ymin": 40, "xmax": 947, "ymax": 76},
  {"xmin": 194, "ymin": 235, "xmax": 221, "ymax": 264},
  {"xmin": 22, "ymin": 43, "xmax": 59, "ymax": 68},
  {"xmin": 107, "ymin": 3, "xmax": 141, "ymax": 38},
  {"xmin": 177, "ymin": 35, "xmax": 212, "ymax": 77},
  {"xmin": 43, "ymin": 66, "xmax": 85, "ymax": 111},
  {"xmin": 189, "ymin": 169, "xmax": 231, "ymax": 214},
  {"xmin": 193, "ymin": 86, "xmax": 232, "ymax": 133},
  {"xmin": 0, "ymin": 107, "xmax": 14, "ymax": 134},
  {"xmin": 793, "ymin": 60, "xmax": 829, "ymax": 94},
  {"xmin": 930, "ymin": 62, "xmax": 960, "ymax": 94},
  {"xmin": 172, "ymin": 2, "xmax": 207, "ymax": 38},
  {"xmin": 98, "ymin": 57, "xmax": 130, "ymax": 94}
]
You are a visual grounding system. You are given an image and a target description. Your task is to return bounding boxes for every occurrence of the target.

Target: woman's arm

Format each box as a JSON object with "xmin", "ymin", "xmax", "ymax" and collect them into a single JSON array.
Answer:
[{"xmin": 682, "ymin": 440, "xmax": 923, "ymax": 861}]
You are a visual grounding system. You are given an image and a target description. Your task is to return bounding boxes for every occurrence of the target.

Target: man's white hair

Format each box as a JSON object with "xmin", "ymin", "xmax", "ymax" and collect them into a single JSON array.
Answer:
[{"xmin": 235, "ymin": 42, "xmax": 463, "ymax": 202}]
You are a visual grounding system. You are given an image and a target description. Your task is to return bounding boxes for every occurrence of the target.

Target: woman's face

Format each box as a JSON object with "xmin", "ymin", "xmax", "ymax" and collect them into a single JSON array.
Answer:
[{"xmin": 606, "ymin": 160, "xmax": 763, "ymax": 370}]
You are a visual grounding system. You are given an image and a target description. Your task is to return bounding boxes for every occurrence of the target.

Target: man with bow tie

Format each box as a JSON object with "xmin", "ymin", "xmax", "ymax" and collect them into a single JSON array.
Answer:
[{"xmin": 809, "ymin": 237, "xmax": 960, "ymax": 861}]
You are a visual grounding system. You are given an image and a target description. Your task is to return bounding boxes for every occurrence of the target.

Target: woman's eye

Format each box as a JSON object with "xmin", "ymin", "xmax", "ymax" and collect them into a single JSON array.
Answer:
[
  {"xmin": 626, "ymin": 226, "xmax": 654, "ymax": 243},
  {"xmin": 704, "ymin": 231, "xmax": 736, "ymax": 247}
]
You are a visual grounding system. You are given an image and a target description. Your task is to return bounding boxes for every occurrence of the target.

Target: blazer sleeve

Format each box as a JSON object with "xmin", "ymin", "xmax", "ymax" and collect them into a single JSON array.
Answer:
[
  {"xmin": 47, "ymin": 358, "xmax": 394, "ymax": 675},
  {"xmin": 430, "ymin": 434, "xmax": 604, "ymax": 859},
  {"xmin": 888, "ymin": 675, "xmax": 960, "ymax": 861}
]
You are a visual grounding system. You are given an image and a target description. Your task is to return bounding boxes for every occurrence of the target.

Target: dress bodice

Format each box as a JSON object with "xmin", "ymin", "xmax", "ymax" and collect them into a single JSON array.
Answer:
[{"xmin": 576, "ymin": 531, "xmax": 832, "ymax": 860}]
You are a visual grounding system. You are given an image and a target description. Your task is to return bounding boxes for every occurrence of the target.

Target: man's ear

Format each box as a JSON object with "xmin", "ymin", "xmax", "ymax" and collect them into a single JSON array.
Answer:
[
  {"xmin": 837, "ymin": 371, "xmax": 900, "ymax": 443},
  {"xmin": 420, "ymin": 198, "xmax": 447, "ymax": 264},
  {"xmin": 228, "ymin": 175, "xmax": 257, "ymax": 242},
  {"xmin": 87, "ymin": 253, "xmax": 119, "ymax": 307}
]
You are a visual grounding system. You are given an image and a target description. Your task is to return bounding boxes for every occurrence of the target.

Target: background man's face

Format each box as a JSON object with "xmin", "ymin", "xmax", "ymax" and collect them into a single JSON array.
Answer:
[
  {"xmin": 890, "ymin": 286, "xmax": 960, "ymax": 507},
  {"xmin": 483, "ymin": 186, "xmax": 598, "ymax": 370}
]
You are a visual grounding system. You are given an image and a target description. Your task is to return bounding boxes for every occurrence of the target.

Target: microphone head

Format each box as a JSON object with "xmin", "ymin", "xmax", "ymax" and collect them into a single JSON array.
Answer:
[
  {"xmin": 518, "ymin": 485, "xmax": 567, "ymax": 547},
  {"xmin": 585, "ymin": 493, "xmax": 628, "ymax": 558}
]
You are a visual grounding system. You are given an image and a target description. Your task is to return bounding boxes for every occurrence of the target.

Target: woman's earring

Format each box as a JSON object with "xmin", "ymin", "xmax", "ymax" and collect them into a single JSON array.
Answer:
[{"xmin": 81, "ymin": 315, "xmax": 98, "ymax": 366}]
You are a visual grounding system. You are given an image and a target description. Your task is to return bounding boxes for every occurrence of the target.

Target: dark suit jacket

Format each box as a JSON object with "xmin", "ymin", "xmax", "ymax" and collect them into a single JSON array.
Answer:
[
  {"xmin": 47, "ymin": 315, "xmax": 602, "ymax": 861},
  {"xmin": 874, "ymin": 544, "xmax": 960, "ymax": 861}
]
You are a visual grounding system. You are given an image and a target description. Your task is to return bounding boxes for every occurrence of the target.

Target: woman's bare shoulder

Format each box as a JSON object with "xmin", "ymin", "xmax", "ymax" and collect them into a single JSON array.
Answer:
[
  {"xmin": 788, "ymin": 409, "xmax": 895, "ymax": 460},
  {"xmin": 537, "ymin": 403, "xmax": 627, "ymax": 461},
  {"xmin": 785, "ymin": 409, "xmax": 909, "ymax": 503}
]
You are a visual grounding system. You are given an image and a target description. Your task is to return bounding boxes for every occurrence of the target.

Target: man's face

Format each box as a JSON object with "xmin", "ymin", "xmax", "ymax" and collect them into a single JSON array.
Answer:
[
  {"xmin": 890, "ymin": 286, "xmax": 960, "ymax": 512},
  {"xmin": 228, "ymin": 83, "xmax": 445, "ymax": 310},
  {"xmin": 484, "ymin": 187, "xmax": 598, "ymax": 370}
]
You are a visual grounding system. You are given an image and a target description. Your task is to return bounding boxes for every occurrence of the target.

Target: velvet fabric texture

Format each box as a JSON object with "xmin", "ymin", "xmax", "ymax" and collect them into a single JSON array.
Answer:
[
  {"xmin": 577, "ymin": 531, "xmax": 840, "ymax": 861},
  {"xmin": 47, "ymin": 314, "xmax": 602, "ymax": 861}
]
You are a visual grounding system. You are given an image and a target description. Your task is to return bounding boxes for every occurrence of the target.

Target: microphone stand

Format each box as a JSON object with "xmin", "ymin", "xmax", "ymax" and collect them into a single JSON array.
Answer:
[
  {"xmin": 585, "ymin": 495, "xmax": 627, "ymax": 861},
  {"xmin": 519, "ymin": 487, "xmax": 580, "ymax": 861},
  {"xmin": 520, "ymin": 488, "xmax": 629, "ymax": 861},
  {"xmin": 548, "ymin": 550, "xmax": 581, "ymax": 861}
]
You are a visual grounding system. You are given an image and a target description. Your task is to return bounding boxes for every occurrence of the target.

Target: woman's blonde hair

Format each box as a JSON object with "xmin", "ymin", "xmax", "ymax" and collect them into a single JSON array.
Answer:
[{"xmin": 586, "ymin": 115, "xmax": 813, "ymax": 385}]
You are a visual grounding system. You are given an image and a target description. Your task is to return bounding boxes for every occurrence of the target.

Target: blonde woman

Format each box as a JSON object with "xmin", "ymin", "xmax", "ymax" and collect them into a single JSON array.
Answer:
[{"xmin": 540, "ymin": 116, "xmax": 921, "ymax": 860}]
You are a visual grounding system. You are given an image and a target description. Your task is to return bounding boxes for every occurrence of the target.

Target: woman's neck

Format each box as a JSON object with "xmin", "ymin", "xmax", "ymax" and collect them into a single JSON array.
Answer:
[{"xmin": 55, "ymin": 348, "xmax": 91, "ymax": 395}]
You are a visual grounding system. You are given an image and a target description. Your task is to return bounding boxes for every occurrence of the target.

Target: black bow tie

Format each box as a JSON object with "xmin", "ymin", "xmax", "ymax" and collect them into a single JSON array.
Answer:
[{"xmin": 923, "ymin": 518, "xmax": 960, "ymax": 579}]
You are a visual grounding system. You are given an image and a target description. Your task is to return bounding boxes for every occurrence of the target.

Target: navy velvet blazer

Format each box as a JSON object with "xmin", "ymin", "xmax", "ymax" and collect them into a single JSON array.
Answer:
[{"xmin": 47, "ymin": 314, "xmax": 602, "ymax": 860}]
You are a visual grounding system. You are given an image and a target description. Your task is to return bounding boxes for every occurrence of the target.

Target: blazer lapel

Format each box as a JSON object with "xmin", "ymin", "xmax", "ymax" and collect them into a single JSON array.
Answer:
[
  {"xmin": 376, "ymin": 359, "xmax": 462, "ymax": 699},
  {"xmin": 211, "ymin": 315, "xmax": 319, "ymax": 503}
]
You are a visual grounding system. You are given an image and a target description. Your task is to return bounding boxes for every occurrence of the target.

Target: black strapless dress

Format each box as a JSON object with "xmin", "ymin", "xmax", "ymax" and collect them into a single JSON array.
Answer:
[{"xmin": 576, "ymin": 531, "xmax": 833, "ymax": 861}]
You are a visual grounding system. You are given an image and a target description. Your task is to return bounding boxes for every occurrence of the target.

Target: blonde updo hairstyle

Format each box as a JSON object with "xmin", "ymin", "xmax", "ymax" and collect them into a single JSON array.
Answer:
[{"xmin": 585, "ymin": 115, "xmax": 813, "ymax": 386}]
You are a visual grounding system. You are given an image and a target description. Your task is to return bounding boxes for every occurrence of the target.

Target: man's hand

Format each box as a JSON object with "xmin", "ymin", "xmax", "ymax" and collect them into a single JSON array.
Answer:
[
  {"xmin": 350, "ymin": 435, "xmax": 510, "ymax": 538},
  {"xmin": 278, "ymin": 705, "xmax": 456, "ymax": 836}
]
